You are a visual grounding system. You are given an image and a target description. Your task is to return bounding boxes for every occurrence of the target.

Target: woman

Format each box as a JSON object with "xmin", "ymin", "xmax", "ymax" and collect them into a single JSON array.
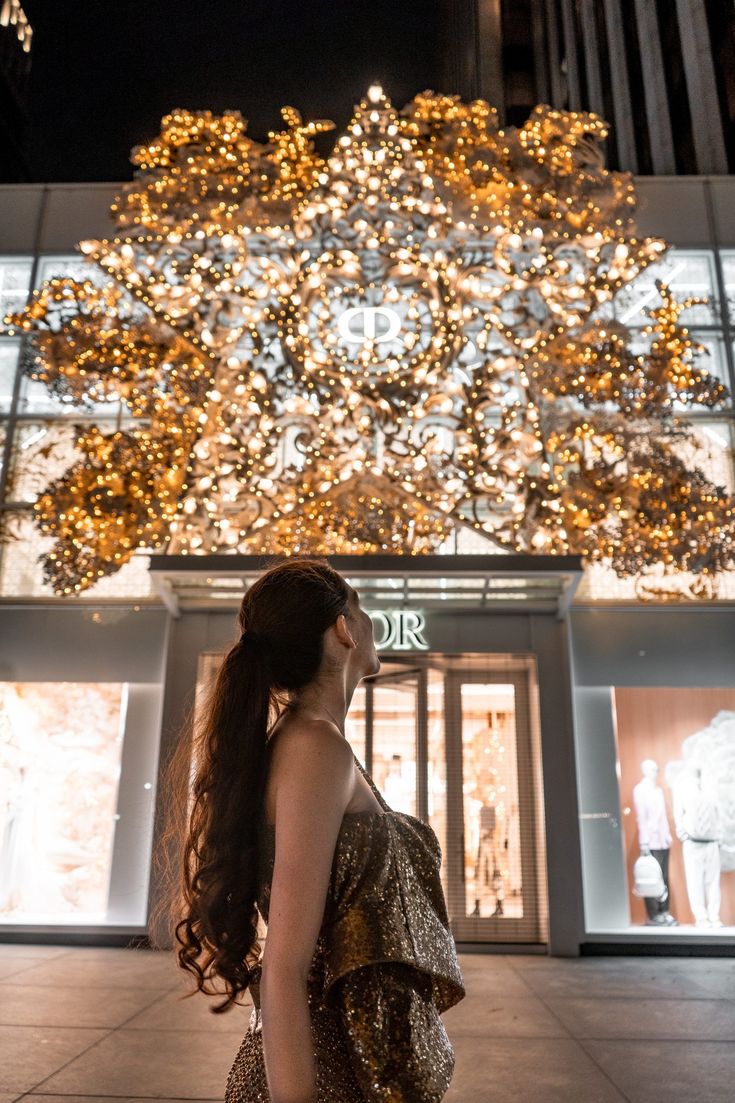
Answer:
[{"xmin": 155, "ymin": 557, "xmax": 465, "ymax": 1102}]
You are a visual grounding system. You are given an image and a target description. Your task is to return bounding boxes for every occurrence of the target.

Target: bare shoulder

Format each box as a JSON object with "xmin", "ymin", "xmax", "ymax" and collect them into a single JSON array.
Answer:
[
  {"xmin": 262, "ymin": 723, "xmax": 356, "ymax": 979},
  {"xmin": 271, "ymin": 720, "xmax": 355, "ymax": 818},
  {"xmin": 264, "ymin": 717, "xmax": 355, "ymax": 827}
]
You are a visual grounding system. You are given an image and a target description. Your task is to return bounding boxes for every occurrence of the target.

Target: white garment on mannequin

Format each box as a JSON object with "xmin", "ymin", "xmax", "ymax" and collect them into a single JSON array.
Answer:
[
  {"xmin": 633, "ymin": 777, "xmax": 672, "ymax": 849},
  {"xmin": 674, "ymin": 784, "xmax": 720, "ymax": 842},
  {"xmin": 673, "ymin": 773, "xmax": 722, "ymax": 924},
  {"xmin": 670, "ymin": 785, "xmax": 719, "ymax": 833},
  {"xmin": 681, "ymin": 839, "xmax": 721, "ymax": 923}
]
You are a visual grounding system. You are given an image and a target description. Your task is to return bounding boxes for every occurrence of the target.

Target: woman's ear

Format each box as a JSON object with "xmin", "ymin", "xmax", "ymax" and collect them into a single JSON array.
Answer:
[{"xmin": 334, "ymin": 612, "xmax": 357, "ymax": 648}]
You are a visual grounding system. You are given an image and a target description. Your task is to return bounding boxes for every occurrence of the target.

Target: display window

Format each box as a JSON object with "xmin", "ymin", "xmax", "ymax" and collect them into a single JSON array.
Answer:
[
  {"xmin": 0, "ymin": 682, "xmax": 124, "ymax": 921},
  {"xmin": 577, "ymin": 686, "xmax": 735, "ymax": 936},
  {"xmin": 0, "ymin": 680, "xmax": 159, "ymax": 927}
]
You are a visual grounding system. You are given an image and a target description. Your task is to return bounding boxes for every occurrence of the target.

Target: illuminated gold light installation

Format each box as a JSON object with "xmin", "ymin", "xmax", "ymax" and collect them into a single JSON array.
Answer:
[
  {"xmin": 0, "ymin": 1, "xmax": 32, "ymax": 52},
  {"xmin": 5, "ymin": 87, "xmax": 734, "ymax": 594}
]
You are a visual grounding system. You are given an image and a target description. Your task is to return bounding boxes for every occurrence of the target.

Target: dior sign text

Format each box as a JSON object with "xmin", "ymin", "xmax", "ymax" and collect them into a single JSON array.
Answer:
[{"xmin": 368, "ymin": 609, "xmax": 429, "ymax": 650}]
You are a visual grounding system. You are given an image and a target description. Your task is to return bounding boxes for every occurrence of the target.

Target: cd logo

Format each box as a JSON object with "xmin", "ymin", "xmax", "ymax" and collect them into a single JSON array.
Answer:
[{"xmin": 336, "ymin": 305, "xmax": 402, "ymax": 344}]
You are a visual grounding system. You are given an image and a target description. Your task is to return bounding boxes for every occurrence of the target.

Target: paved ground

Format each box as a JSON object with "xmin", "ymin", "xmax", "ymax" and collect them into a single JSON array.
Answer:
[{"xmin": 0, "ymin": 943, "xmax": 734, "ymax": 1102}]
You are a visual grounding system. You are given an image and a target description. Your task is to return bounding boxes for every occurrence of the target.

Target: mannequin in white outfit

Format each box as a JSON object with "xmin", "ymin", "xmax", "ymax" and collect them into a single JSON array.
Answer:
[
  {"xmin": 632, "ymin": 759, "xmax": 677, "ymax": 926},
  {"xmin": 672, "ymin": 764, "xmax": 723, "ymax": 928}
]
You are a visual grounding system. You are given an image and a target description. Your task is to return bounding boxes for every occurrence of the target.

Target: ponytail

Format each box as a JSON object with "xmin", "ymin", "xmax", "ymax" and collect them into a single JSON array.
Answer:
[{"xmin": 149, "ymin": 556, "xmax": 350, "ymax": 1013}]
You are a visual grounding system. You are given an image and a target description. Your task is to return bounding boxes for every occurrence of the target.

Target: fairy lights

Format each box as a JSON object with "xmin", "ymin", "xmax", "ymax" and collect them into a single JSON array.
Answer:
[
  {"xmin": 0, "ymin": 0, "xmax": 32, "ymax": 52},
  {"xmin": 4, "ymin": 87, "xmax": 734, "ymax": 595}
]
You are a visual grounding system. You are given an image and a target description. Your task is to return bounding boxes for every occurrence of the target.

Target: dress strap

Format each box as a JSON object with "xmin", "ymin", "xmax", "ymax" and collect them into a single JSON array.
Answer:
[{"xmin": 351, "ymin": 750, "xmax": 392, "ymax": 812}]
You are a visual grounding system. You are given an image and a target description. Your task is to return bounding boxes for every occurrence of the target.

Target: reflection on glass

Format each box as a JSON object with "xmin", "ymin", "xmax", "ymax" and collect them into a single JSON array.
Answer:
[
  {"xmin": 624, "ymin": 326, "xmax": 728, "ymax": 399},
  {"xmin": 613, "ymin": 250, "xmax": 718, "ymax": 328},
  {"xmin": 372, "ymin": 678, "xmax": 417, "ymax": 814},
  {"xmin": 348, "ymin": 676, "xmax": 418, "ymax": 814},
  {"xmin": 426, "ymin": 671, "xmax": 448, "ymax": 898},
  {"xmin": 17, "ymin": 372, "xmax": 124, "ymax": 417},
  {"xmin": 346, "ymin": 671, "xmax": 446, "ymax": 845},
  {"xmin": 36, "ymin": 255, "xmax": 108, "ymax": 288},
  {"xmin": 0, "ymin": 258, "xmax": 32, "ymax": 331},
  {"xmin": 7, "ymin": 420, "xmax": 82, "ymax": 502},
  {"xmin": 9, "ymin": 256, "xmax": 119, "ymax": 416},
  {"xmin": 0, "ymin": 339, "xmax": 20, "ymax": 413},
  {"xmin": 678, "ymin": 331, "xmax": 728, "ymax": 394},
  {"xmin": 461, "ymin": 683, "xmax": 522, "ymax": 919},
  {"xmin": 606, "ymin": 686, "xmax": 735, "ymax": 932},
  {"xmin": 0, "ymin": 682, "xmax": 126, "ymax": 921},
  {"xmin": 0, "ymin": 510, "xmax": 154, "ymax": 599},
  {"xmin": 678, "ymin": 421, "xmax": 735, "ymax": 492},
  {"xmin": 720, "ymin": 251, "xmax": 735, "ymax": 321}
]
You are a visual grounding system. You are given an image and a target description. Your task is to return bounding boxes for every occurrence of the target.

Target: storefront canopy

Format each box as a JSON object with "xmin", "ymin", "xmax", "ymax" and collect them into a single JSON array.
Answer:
[{"xmin": 148, "ymin": 553, "xmax": 583, "ymax": 619}]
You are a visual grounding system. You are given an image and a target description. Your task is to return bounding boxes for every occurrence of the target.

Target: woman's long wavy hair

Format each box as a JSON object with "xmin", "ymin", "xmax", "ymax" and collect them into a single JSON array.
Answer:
[{"xmin": 150, "ymin": 556, "xmax": 351, "ymax": 1013}]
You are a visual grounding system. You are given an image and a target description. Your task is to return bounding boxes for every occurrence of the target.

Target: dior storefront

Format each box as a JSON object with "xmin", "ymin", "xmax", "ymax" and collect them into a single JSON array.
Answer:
[
  {"xmin": 0, "ymin": 552, "xmax": 733, "ymax": 956},
  {"xmin": 1, "ymin": 178, "xmax": 735, "ymax": 955}
]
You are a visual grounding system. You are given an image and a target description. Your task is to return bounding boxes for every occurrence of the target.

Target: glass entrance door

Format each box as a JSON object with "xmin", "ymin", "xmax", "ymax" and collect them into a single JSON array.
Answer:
[
  {"xmin": 346, "ymin": 656, "xmax": 547, "ymax": 944},
  {"xmin": 444, "ymin": 668, "xmax": 547, "ymax": 942},
  {"xmin": 348, "ymin": 666, "xmax": 425, "ymax": 817},
  {"xmin": 199, "ymin": 648, "xmax": 547, "ymax": 945}
]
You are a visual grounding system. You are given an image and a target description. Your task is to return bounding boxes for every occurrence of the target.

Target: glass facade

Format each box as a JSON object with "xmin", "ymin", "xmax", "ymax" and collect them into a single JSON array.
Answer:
[
  {"xmin": 0, "ymin": 194, "xmax": 733, "ymax": 951},
  {"xmin": 0, "ymin": 252, "xmax": 154, "ymax": 598},
  {"xmin": 1, "ymin": 246, "xmax": 734, "ymax": 599}
]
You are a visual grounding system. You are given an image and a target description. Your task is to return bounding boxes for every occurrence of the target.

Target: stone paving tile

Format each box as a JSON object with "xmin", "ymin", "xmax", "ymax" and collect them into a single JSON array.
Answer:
[
  {"xmin": 0, "ymin": 1025, "xmax": 107, "ymax": 1095},
  {"xmin": 448, "ymin": 991, "xmax": 570, "ymax": 1037},
  {"xmin": 5, "ymin": 951, "xmax": 180, "ymax": 991},
  {"xmin": 33, "ymin": 1027, "xmax": 245, "ymax": 1099},
  {"xmin": 3, "ymin": 947, "xmax": 734, "ymax": 1101},
  {"xmin": 24, "ymin": 1098, "xmax": 223, "ymax": 1103},
  {"xmin": 445, "ymin": 1037, "xmax": 627, "ymax": 1102},
  {"xmin": 0, "ymin": 956, "xmax": 51, "ymax": 981},
  {"xmin": 583, "ymin": 1039, "xmax": 735, "ymax": 1103},
  {"xmin": 546, "ymin": 995, "xmax": 735, "ymax": 1039},
  {"xmin": 453, "ymin": 958, "xmax": 535, "ymax": 997},
  {"xmin": 0, "ymin": 943, "xmax": 70, "ymax": 959},
  {"xmin": 512, "ymin": 958, "xmax": 731, "ymax": 1000},
  {"xmin": 124, "ymin": 986, "xmax": 253, "ymax": 1032},
  {"xmin": 0, "ymin": 982, "xmax": 171, "ymax": 1028},
  {"xmin": 44, "ymin": 946, "xmax": 171, "ymax": 962}
]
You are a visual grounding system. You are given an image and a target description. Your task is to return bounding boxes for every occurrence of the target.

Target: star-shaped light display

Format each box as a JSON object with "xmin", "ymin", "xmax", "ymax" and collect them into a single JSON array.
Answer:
[{"xmin": 5, "ymin": 86, "xmax": 734, "ymax": 594}]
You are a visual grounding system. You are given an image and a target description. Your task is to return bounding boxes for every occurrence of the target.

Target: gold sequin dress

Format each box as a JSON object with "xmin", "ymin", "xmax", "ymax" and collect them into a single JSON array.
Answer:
[{"xmin": 224, "ymin": 751, "xmax": 466, "ymax": 1102}]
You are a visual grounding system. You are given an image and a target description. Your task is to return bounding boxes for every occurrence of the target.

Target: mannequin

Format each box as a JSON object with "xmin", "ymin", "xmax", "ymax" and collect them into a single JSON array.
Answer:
[
  {"xmin": 632, "ymin": 759, "xmax": 678, "ymax": 926},
  {"xmin": 471, "ymin": 798, "xmax": 504, "ymax": 917},
  {"xmin": 672, "ymin": 763, "xmax": 723, "ymax": 928}
]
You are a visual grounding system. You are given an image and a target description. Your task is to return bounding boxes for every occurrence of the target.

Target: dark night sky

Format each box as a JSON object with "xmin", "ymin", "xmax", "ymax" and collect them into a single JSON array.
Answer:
[{"xmin": 20, "ymin": 1, "xmax": 442, "ymax": 183}]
